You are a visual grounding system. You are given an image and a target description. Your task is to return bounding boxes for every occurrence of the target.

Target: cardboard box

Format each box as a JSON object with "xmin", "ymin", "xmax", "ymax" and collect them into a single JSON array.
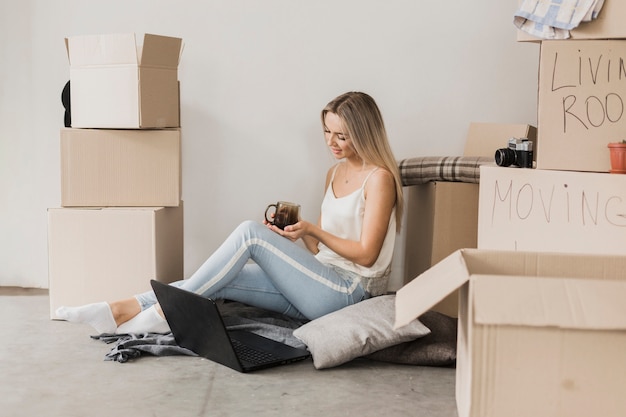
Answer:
[
  {"xmin": 403, "ymin": 182, "xmax": 479, "ymax": 317},
  {"xmin": 537, "ymin": 40, "xmax": 626, "ymax": 172},
  {"xmin": 517, "ymin": 0, "xmax": 626, "ymax": 41},
  {"xmin": 463, "ymin": 122, "xmax": 537, "ymax": 161},
  {"xmin": 66, "ymin": 33, "xmax": 183, "ymax": 128},
  {"xmin": 401, "ymin": 123, "xmax": 536, "ymax": 316},
  {"xmin": 60, "ymin": 128, "xmax": 181, "ymax": 207},
  {"xmin": 395, "ymin": 248, "xmax": 626, "ymax": 417},
  {"xmin": 478, "ymin": 165, "xmax": 626, "ymax": 255},
  {"xmin": 48, "ymin": 205, "xmax": 183, "ymax": 319}
]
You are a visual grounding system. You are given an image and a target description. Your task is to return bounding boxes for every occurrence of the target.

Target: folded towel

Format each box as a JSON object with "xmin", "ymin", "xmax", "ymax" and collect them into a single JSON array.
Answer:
[{"xmin": 514, "ymin": 0, "xmax": 605, "ymax": 39}]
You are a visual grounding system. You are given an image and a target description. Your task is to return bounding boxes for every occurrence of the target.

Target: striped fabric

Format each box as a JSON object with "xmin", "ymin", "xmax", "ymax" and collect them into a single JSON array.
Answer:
[{"xmin": 398, "ymin": 156, "xmax": 493, "ymax": 186}]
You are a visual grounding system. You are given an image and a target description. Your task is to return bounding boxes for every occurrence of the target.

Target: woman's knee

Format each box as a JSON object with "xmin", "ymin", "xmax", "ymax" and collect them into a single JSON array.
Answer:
[{"xmin": 234, "ymin": 220, "xmax": 267, "ymax": 239}]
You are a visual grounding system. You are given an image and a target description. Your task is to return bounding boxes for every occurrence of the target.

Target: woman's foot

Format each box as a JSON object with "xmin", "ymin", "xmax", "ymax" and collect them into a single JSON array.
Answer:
[
  {"xmin": 115, "ymin": 305, "xmax": 170, "ymax": 334},
  {"xmin": 55, "ymin": 302, "xmax": 117, "ymax": 334}
]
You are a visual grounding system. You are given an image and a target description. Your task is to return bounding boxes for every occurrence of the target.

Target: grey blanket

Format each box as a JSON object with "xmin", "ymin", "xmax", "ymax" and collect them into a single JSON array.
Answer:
[
  {"xmin": 92, "ymin": 301, "xmax": 458, "ymax": 368},
  {"xmin": 92, "ymin": 301, "xmax": 307, "ymax": 363}
]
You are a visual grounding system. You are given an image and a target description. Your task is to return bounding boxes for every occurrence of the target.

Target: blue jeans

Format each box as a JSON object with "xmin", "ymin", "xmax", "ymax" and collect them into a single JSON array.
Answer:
[{"xmin": 136, "ymin": 220, "xmax": 368, "ymax": 320}]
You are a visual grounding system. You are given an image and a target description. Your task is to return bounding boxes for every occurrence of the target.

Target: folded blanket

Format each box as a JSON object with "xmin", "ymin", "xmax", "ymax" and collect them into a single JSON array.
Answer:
[
  {"xmin": 399, "ymin": 156, "xmax": 492, "ymax": 186},
  {"xmin": 514, "ymin": 0, "xmax": 605, "ymax": 39},
  {"xmin": 92, "ymin": 332, "xmax": 194, "ymax": 362}
]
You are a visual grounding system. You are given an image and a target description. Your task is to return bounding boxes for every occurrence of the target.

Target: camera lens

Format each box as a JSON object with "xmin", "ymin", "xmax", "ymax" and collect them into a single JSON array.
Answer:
[{"xmin": 495, "ymin": 148, "xmax": 517, "ymax": 167}]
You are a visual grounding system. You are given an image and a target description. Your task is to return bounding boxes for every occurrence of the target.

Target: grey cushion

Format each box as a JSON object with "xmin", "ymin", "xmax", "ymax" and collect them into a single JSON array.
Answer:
[
  {"xmin": 365, "ymin": 310, "xmax": 457, "ymax": 367},
  {"xmin": 293, "ymin": 295, "xmax": 430, "ymax": 369}
]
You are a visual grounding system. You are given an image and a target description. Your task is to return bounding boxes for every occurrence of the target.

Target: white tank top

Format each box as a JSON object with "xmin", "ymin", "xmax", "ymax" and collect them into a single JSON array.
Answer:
[{"xmin": 315, "ymin": 163, "xmax": 396, "ymax": 295}]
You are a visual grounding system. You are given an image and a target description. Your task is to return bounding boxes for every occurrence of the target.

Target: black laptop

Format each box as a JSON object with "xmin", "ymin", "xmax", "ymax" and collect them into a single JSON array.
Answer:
[{"xmin": 150, "ymin": 280, "xmax": 311, "ymax": 372}]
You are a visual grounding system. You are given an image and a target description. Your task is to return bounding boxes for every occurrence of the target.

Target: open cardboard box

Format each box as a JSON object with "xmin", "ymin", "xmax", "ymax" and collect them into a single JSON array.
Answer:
[
  {"xmin": 395, "ymin": 249, "xmax": 626, "ymax": 417},
  {"xmin": 66, "ymin": 33, "xmax": 183, "ymax": 128}
]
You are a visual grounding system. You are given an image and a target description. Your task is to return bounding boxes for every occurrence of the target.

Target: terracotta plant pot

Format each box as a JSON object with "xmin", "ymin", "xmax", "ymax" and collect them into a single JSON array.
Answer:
[{"xmin": 608, "ymin": 142, "xmax": 626, "ymax": 174}]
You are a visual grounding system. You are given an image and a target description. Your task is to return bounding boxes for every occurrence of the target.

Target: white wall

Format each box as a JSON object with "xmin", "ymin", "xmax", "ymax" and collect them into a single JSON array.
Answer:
[{"xmin": 0, "ymin": 0, "xmax": 538, "ymax": 289}]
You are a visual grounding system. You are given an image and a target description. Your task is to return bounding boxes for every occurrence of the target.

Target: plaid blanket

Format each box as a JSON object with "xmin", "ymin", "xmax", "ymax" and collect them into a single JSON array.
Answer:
[{"xmin": 399, "ymin": 156, "xmax": 493, "ymax": 186}]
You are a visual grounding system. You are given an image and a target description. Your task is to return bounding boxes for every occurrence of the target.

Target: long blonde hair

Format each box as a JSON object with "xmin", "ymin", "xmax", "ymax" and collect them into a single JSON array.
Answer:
[{"xmin": 321, "ymin": 92, "xmax": 403, "ymax": 230}]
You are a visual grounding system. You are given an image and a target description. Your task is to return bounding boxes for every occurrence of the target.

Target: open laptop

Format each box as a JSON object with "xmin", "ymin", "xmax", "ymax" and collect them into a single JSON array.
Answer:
[{"xmin": 150, "ymin": 280, "xmax": 311, "ymax": 372}]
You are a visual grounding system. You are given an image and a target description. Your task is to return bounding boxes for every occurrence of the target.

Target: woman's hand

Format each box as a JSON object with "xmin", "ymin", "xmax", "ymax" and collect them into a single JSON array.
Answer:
[
  {"xmin": 266, "ymin": 220, "xmax": 308, "ymax": 242},
  {"xmin": 281, "ymin": 221, "xmax": 308, "ymax": 241}
]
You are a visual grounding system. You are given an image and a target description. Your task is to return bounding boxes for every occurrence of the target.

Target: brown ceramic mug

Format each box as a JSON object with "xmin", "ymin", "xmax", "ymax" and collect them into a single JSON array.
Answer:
[{"xmin": 264, "ymin": 201, "xmax": 300, "ymax": 230}]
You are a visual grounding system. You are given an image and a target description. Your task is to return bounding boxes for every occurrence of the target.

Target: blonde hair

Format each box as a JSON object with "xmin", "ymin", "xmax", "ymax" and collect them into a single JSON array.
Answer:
[{"xmin": 321, "ymin": 92, "xmax": 403, "ymax": 230}]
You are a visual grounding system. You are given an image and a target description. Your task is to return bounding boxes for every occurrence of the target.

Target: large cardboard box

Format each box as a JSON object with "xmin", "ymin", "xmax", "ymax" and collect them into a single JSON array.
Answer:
[
  {"xmin": 61, "ymin": 128, "xmax": 181, "ymax": 207},
  {"xmin": 48, "ymin": 205, "xmax": 183, "ymax": 319},
  {"xmin": 478, "ymin": 165, "xmax": 626, "ymax": 255},
  {"xmin": 517, "ymin": 0, "xmax": 626, "ymax": 41},
  {"xmin": 537, "ymin": 40, "xmax": 626, "ymax": 172},
  {"xmin": 66, "ymin": 33, "xmax": 183, "ymax": 128},
  {"xmin": 395, "ymin": 248, "xmax": 626, "ymax": 417}
]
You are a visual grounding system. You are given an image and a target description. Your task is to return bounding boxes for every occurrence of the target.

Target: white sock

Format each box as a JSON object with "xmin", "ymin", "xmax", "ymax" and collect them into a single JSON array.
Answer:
[
  {"xmin": 55, "ymin": 302, "xmax": 117, "ymax": 334},
  {"xmin": 115, "ymin": 305, "xmax": 170, "ymax": 334}
]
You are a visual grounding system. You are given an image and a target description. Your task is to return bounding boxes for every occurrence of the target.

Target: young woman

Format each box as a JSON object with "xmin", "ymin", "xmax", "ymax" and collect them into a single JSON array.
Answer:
[{"xmin": 56, "ymin": 91, "xmax": 404, "ymax": 334}]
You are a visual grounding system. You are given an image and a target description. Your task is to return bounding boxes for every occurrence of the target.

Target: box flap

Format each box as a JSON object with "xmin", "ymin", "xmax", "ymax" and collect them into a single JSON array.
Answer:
[
  {"xmin": 395, "ymin": 250, "xmax": 469, "ymax": 329},
  {"xmin": 66, "ymin": 33, "xmax": 138, "ymax": 66},
  {"xmin": 473, "ymin": 275, "xmax": 626, "ymax": 330},
  {"xmin": 139, "ymin": 34, "xmax": 183, "ymax": 68},
  {"xmin": 463, "ymin": 122, "xmax": 537, "ymax": 158}
]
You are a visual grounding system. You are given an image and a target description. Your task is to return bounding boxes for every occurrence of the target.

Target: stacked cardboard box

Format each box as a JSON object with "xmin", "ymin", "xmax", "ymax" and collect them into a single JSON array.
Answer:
[
  {"xmin": 481, "ymin": 2, "xmax": 626, "ymax": 250},
  {"xmin": 397, "ymin": 5, "xmax": 626, "ymax": 416},
  {"xmin": 517, "ymin": 1, "xmax": 626, "ymax": 173},
  {"xmin": 48, "ymin": 33, "xmax": 185, "ymax": 319}
]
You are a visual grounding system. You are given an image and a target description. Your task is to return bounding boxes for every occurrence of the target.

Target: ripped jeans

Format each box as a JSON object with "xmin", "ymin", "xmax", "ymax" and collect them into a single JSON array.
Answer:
[{"xmin": 135, "ymin": 220, "xmax": 369, "ymax": 320}]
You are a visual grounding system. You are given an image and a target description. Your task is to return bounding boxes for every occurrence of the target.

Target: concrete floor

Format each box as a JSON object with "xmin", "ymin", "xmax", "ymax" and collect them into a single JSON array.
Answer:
[{"xmin": 0, "ymin": 287, "xmax": 458, "ymax": 417}]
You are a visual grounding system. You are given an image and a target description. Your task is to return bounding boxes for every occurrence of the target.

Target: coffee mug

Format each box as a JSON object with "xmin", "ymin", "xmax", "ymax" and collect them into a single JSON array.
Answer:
[{"xmin": 265, "ymin": 201, "xmax": 300, "ymax": 230}]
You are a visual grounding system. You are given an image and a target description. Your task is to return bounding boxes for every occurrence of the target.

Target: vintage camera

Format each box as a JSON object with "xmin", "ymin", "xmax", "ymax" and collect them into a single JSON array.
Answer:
[{"xmin": 495, "ymin": 138, "xmax": 533, "ymax": 168}]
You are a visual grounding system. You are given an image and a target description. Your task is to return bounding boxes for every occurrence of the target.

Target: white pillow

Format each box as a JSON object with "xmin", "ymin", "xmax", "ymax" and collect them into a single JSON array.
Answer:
[{"xmin": 293, "ymin": 295, "xmax": 430, "ymax": 369}]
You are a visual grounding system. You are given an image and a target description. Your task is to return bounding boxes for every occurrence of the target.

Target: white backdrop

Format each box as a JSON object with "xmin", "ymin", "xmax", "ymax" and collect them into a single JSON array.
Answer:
[{"xmin": 0, "ymin": 0, "xmax": 538, "ymax": 289}]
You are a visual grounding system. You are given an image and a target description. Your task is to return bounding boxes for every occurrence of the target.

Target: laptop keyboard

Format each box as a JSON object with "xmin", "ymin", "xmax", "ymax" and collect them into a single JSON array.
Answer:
[{"xmin": 230, "ymin": 338, "xmax": 279, "ymax": 364}]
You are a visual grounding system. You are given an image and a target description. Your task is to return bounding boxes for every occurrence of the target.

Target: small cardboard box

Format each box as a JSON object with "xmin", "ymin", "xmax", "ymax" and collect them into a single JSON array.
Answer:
[
  {"xmin": 66, "ymin": 33, "xmax": 183, "ymax": 128},
  {"xmin": 463, "ymin": 122, "xmax": 537, "ymax": 161},
  {"xmin": 60, "ymin": 128, "xmax": 181, "ymax": 207},
  {"xmin": 537, "ymin": 40, "xmax": 626, "ymax": 172},
  {"xmin": 517, "ymin": 0, "xmax": 626, "ymax": 41},
  {"xmin": 48, "ymin": 205, "xmax": 183, "ymax": 319},
  {"xmin": 477, "ymin": 165, "xmax": 626, "ymax": 255},
  {"xmin": 395, "ymin": 249, "xmax": 626, "ymax": 417}
]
